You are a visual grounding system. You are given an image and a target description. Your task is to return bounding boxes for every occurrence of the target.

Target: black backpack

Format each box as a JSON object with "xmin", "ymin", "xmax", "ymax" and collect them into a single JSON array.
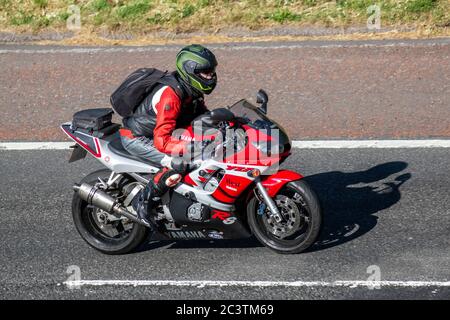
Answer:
[{"xmin": 110, "ymin": 68, "xmax": 185, "ymax": 117}]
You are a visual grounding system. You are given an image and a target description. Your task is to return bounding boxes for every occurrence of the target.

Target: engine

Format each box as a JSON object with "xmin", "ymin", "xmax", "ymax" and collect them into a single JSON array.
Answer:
[
  {"xmin": 169, "ymin": 192, "xmax": 211, "ymax": 224},
  {"xmin": 187, "ymin": 203, "xmax": 209, "ymax": 222}
]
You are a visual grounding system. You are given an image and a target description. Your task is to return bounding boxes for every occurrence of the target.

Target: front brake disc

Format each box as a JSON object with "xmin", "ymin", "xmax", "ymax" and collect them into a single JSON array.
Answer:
[{"xmin": 262, "ymin": 195, "xmax": 302, "ymax": 238}]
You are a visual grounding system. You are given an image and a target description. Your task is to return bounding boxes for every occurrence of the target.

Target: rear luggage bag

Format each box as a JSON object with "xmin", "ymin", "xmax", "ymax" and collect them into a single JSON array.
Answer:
[{"xmin": 72, "ymin": 108, "xmax": 113, "ymax": 131}]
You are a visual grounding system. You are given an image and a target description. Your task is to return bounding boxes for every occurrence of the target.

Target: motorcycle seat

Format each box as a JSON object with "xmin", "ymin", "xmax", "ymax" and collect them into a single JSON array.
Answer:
[{"xmin": 108, "ymin": 136, "xmax": 149, "ymax": 163}]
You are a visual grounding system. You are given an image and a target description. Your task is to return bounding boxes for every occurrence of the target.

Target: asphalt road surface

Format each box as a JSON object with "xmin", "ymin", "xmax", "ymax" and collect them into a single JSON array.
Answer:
[
  {"xmin": 0, "ymin": 39, "xmax": 449, "ymax": 300},
  {"xmin": 0, "ymin": 148, "xmax": 449, "ymax": 299}
]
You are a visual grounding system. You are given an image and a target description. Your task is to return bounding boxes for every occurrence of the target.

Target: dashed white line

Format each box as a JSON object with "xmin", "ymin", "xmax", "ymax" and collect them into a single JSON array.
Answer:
[
  {"xmin": 63, "ymin": 279, "xmax": 450, "ymax": 289},
  {"xmin": 1, "ymin": 140, "xmax": 450, "ymax": 150}
]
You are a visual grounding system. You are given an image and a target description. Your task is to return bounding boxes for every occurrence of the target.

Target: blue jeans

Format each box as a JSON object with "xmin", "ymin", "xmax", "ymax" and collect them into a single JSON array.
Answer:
[{"xmin": 120, "ymin": 135, "xmax": 172, "ymax": 168}]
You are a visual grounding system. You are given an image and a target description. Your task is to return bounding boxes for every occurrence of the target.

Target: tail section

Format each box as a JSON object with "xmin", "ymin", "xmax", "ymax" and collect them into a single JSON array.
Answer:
[{"xmin": 61, "ymin": 123, "xmax": 102, "ymax": 158}]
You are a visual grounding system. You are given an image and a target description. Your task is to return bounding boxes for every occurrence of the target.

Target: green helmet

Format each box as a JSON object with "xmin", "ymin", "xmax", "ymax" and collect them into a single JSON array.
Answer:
[{"xmin": 176, "ymin": 44, "xmax": 218, "ymax": 95}]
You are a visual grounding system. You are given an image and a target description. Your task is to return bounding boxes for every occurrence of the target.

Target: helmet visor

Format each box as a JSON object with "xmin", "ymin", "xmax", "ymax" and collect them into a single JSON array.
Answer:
[{"xmin": 195, "ymin": 67, "xmax": 216, "ymax": 81}]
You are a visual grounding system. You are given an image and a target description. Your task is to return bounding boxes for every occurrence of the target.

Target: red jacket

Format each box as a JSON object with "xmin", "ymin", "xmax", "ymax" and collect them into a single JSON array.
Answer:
[{"xmin": 123, "ymin": 84, "xmax": 208, "ymax": 155}]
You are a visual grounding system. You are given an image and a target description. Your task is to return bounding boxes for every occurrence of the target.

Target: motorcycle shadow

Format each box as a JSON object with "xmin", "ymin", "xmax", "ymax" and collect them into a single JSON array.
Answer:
[{"xmin": 304, "ymin": 161, "xmax": 411, "ymax": 252}]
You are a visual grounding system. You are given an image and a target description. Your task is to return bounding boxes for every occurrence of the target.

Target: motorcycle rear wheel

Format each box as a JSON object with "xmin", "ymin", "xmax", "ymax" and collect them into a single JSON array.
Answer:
[
  {"xmin": 72, "ymin": 169, "xmax": 149, "ymax": 255},
  {"xmin": 247, "ymin": 180, "xmax": 322, "ymax": 254}
]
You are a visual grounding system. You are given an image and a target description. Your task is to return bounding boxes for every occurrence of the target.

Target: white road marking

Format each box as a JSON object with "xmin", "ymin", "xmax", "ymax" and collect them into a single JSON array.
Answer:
[
  {"xmin": 63, "ymin": 279, "xmax": 450, "ymax": 289},
  {"xmin": 291, "ymin": 139, "xmax": 450, "ymax": 148},
  {"xmin": 1, "ymin": 140, "xmax": 450, "ymax": 150},
  {"xmin": 0, "ymin": 39, "xmax": 448, "ymax": 54},
  {"xmin": 0, "ymin": 142, "xmax": 73, "ymax": 150}
]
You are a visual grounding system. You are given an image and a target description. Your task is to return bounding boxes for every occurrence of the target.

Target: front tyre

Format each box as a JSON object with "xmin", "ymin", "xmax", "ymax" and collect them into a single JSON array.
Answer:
[
  {"xmin": 247, "ymin": 180, "xmax": 322, "ymax": 254},
  {"xmin": 72, "ymin": 169, "xmax": 149, "ymax": 255}
]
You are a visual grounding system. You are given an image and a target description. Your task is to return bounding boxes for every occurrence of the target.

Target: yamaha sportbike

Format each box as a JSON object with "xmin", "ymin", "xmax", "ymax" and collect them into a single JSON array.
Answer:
[{"xmin": 62, "ymin": 90, "xmax": 322, "ymax": 254}]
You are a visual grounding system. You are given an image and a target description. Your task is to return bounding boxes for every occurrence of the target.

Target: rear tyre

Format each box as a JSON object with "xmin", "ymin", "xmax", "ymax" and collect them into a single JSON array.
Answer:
[
  {"xmin": 247, "ymin": 180, "xmax": 322, "ymax": 254},
  {"xmin": 72, "ymin": 169, "xmax": 149, "ymax": 255}
]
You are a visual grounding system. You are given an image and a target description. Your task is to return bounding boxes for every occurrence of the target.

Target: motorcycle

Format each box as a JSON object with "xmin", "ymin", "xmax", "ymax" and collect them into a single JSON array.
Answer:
[{"xmin": 62, "ymin": 90, "xmax": 322, "ymax": 254}]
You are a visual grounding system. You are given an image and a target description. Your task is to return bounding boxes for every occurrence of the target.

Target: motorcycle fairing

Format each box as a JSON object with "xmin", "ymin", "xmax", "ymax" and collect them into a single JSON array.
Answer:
[{"xmin": 175, "ymin": 159, "xmax": 268, "ymax": 211}]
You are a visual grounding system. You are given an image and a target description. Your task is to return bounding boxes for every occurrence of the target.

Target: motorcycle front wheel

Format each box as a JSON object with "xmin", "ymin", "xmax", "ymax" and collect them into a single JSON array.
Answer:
[
  {"xmin": 72, "ymin": 169, "xmax": 149, "ymax": 255},
  {"xmin": 247, "ymin": 180, "xmax": 322, "ymax": 254}
]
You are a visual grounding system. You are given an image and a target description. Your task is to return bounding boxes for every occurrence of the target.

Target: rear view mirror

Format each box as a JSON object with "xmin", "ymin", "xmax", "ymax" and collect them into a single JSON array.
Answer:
[{"xmin": 256, "ymin": 89, "xmax": 268, "ymax": 114}]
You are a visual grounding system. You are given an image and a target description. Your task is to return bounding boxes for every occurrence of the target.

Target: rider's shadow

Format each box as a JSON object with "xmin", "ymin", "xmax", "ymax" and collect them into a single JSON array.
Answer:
[{"xmin": 304, "ymin": 161, "xmax": 411, "ymax": 252}]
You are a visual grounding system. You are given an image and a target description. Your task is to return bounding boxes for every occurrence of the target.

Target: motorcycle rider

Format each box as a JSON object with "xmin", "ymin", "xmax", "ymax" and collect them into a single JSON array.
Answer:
[{"xmin": 119, "ymin": 44, "xmax": 218, "ymax": 226}]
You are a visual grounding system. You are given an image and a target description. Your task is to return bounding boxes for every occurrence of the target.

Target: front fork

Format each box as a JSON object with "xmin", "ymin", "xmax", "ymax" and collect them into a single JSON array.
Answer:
[
  {"xmin": 254, "ymin": 178, "xmax": 284, "ymax": 223},
  {"xmin": 253, "ymin": 169, "xmax": 304, "ymax": 222}
]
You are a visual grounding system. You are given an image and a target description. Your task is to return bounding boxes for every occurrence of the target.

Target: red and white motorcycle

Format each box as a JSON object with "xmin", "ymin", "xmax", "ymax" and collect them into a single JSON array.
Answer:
[{"xmin": 62, "ymin": 90, "xmax": 322, "ymax": 254}]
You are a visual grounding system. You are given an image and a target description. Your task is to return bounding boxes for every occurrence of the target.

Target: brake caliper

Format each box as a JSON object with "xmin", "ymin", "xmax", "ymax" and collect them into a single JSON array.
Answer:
[{"xmin": 257, "ymin": 203, "xmax": 266, "ymax": 216}]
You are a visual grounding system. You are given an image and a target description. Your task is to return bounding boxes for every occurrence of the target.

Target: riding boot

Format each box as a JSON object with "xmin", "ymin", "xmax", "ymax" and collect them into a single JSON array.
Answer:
[
  {"xmin": 131, "ymin": 167, "xmax": 183, "ymax": 227},
  {"xmin": 131, "ymin": 182, "xmax": 154, "ymax": 227}
]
